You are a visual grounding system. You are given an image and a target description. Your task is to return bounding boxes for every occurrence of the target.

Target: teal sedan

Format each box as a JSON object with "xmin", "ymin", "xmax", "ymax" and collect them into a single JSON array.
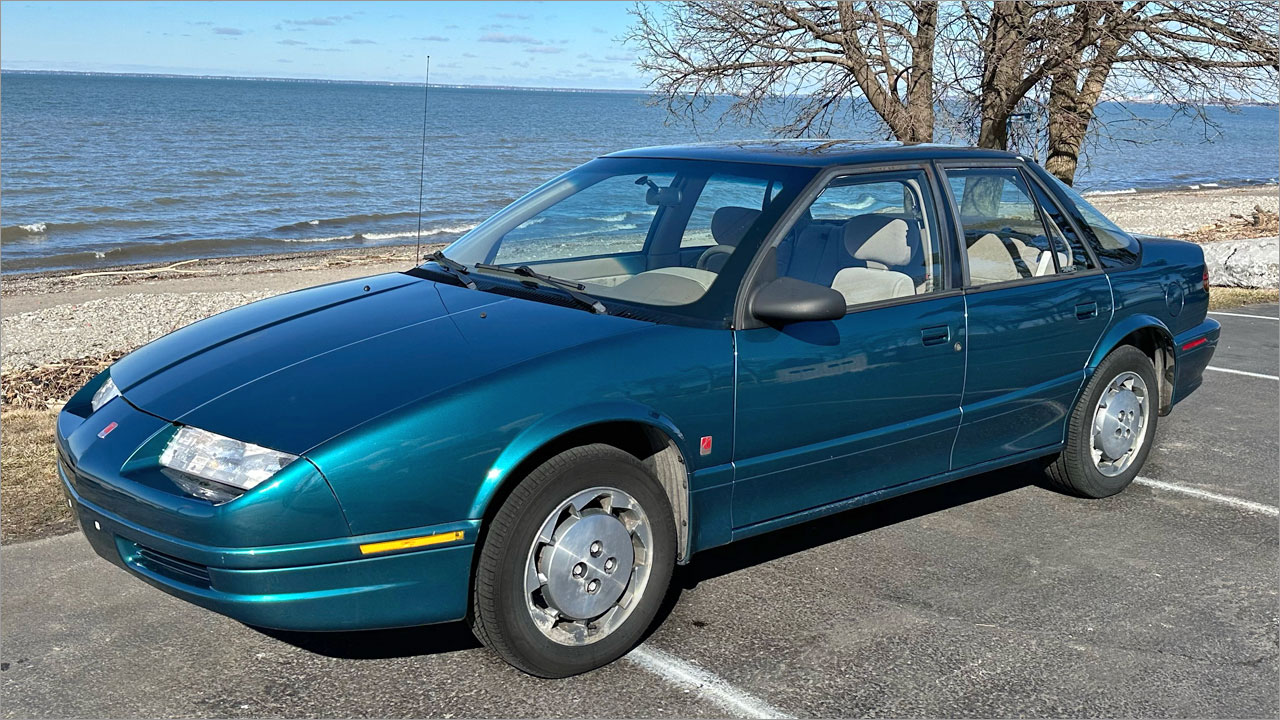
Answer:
[{"xmin": 58, "ymin": 141, "xmax": 1220, "ymax": 677}]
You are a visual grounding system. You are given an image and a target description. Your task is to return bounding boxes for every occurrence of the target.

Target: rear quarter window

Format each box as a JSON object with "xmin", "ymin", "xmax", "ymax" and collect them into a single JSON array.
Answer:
[{"xmin": 1050, "ymin": 176, "xmax": 1141, "ymax": 268}]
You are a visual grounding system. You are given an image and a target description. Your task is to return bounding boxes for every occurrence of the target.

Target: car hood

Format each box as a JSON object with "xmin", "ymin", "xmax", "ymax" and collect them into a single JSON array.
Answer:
[{"xmin": 110, "ymin": 273, "xmax": 648, "ymax": 455}]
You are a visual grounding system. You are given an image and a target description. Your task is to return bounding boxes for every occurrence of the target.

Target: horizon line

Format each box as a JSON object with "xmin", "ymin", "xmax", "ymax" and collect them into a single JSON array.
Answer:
[{"xmin": 0, "ymin": 67, "xmax": 651, "ymax": 94}]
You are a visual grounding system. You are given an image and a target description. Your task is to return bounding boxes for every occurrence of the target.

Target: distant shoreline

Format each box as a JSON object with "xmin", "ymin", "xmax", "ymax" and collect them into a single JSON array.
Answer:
[
  {"xmin": 4, "ymin": 70, "xmax": 1277, "ymax": 107},
  {"xmin": 0, "ymin": 68, "xmax": 650, "ymax": 95}
]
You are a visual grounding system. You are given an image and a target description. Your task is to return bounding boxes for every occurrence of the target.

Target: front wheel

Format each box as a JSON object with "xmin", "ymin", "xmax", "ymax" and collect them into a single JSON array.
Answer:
[
  {"xmin": 1046, "ymin": 345, "xmax": 1159, "ymax": 498},
  {"xmin": 470, "ymin": 444, "xmax": 676, "ymax": 677}
]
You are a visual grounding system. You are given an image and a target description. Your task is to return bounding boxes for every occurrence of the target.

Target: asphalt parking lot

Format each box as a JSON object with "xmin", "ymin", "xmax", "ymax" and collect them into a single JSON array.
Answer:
[{"xmin": 3, "ymin": 304, "xmax": 1276, "ymax": 718}]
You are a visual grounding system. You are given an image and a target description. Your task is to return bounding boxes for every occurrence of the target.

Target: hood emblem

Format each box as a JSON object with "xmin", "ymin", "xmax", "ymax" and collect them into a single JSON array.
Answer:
[{"xmin": 98, "ymin": 421, "xmax": 118, "ymax": 439}]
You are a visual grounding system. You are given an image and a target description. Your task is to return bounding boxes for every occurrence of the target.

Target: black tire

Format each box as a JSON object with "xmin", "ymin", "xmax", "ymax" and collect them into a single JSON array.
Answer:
[
  {"xmin": 470, "ymin": 443, "xmax": 676, "ymax": 677},
  {"xmin": 1046, "ymin": 345, "xmax": 1159, "ymax": 498}
]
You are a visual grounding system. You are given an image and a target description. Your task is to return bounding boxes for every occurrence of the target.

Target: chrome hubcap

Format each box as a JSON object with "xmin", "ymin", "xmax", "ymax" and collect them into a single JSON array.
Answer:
[
  {"xmin": 525, "ymin": 487, "xmax": 652, "ymax": 646},
  {"xmin": 1091, "ymin": 371, "xmax": 1149, "ymax": 477}
]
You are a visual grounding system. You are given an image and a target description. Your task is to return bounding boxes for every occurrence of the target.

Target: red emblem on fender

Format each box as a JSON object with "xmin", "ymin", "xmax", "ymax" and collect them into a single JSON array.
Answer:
[
  {"xmin": 699, "ymin": 435, "xmax": 712, "ymax": 455},
  {"xmin": 98, "ymin": 421, "xmax": 118, "ymax": 439}
]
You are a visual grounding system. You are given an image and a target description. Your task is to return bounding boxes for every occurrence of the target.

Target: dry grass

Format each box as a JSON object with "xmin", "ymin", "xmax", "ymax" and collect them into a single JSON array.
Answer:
[
  {"xmin": 1209, "ymin": 286, "xmax": 1280, "ymax": 310},
  {"xmin": 1175, "ymin": 204, "xmax": 1279, "ymax": 244},
  {"xmin": 1, "ymin": 351, "xmax": 123, "ymax": 410},
  {"xmin": 1, "ymin": 408, "xmax": 74, "ymax": 544}
]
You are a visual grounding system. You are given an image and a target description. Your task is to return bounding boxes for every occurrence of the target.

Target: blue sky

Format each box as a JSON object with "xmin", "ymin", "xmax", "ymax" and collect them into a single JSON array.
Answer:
[{"xmin": 0, "ymin": 1, "xmax": 645, "ymax": 88}]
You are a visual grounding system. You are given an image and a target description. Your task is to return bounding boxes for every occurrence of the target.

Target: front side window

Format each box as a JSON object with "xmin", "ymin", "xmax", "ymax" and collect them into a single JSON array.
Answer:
[
  {"xmin": 947, "ymin": 168, "xmax": 1072, "ymax": 286},
  {"xmin": 776, "ymin": 170, "xmax": 944, "ymax": 307},
  {"xmin": 439, "ymin": 158, "xmax": 810, "ymax": 318},
  {"xmin": 1048, "ymin": 175, "xmax": 1141, "ymax": 268}
]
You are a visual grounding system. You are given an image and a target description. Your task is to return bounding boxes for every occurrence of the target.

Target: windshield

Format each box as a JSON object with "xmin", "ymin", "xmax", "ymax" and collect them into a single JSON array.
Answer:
[{"xmin": 435, "ymin": 158, "xmax": 812, "ymax": 319}]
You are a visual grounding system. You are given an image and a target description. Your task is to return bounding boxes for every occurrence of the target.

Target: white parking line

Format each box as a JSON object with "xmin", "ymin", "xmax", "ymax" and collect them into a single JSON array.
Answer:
[
  {"xmin": 1209, "ymin": 311, "xmax": 1278, "ymax": 320},
  {"xmin": 625, "ymin": 645, "xmax": 796, "ymax": 719},
  {"xmin": 1135, "ymin": 477, "xmax": 1279, "ymax": 517},
  {"xmin": 1206, "ymin": 366, "xmax": 1280, "ymax": 381}
]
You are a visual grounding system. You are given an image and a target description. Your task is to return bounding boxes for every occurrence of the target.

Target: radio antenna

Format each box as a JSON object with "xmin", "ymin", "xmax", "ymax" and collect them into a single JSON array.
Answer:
[{"xmin": 414, "ymin": 55, "xmax": 430, "ymax": 265}]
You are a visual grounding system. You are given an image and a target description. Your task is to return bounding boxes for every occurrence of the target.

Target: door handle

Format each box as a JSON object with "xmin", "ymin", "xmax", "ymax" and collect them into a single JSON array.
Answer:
[
  {"xmin": 1075, "ymin": 302, "xmax": 1098, "ymax": 320},
  {"xmin": 921, "ymin": 325, "xmax": 950, "ymax": 346}
]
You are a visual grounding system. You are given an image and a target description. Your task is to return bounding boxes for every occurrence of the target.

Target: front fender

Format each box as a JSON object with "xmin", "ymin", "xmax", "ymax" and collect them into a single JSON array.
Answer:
[
  {"xmin": 1088, "ymin": 313, "xmax": 1173, "ymax": 370},
  {"xmin": 467, "ymin": 400, "xmax": 691, "ymax": 519}
]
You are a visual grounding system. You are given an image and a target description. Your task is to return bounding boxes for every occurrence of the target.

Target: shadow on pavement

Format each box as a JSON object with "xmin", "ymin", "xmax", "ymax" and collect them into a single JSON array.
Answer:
[
  {"xmin": 255, "ymin": 619, "xmax": 482, "ymax": 659},
  {"xmin": 259, "ymin": 462, "xmax": 1053, "ymax": 660},
  {"xmin": 675, "ymin": 461, "xmax": 1050, "ymax": 588}
]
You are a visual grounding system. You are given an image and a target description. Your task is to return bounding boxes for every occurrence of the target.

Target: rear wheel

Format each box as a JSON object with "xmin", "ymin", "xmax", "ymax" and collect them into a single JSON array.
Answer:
[
  {"xmin": 1046, "ymin": 345, "xmax": 1158, "ymax": 498},
  {"xmin": 470, "ymin": 444, "xmax": 675, "ymax": 677}
]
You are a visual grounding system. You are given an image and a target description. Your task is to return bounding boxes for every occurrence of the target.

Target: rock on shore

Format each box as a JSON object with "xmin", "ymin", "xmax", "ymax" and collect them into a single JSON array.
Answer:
[{"xmin": 1202, "ymin": 237, "xmax": 1280, "ymax": 289}]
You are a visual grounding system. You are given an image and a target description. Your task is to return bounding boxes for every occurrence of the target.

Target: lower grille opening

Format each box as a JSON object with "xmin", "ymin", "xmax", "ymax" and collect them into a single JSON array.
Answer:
[{"xmin": 134, "ymin": 545, "xmax": 212, "ymax": 588}]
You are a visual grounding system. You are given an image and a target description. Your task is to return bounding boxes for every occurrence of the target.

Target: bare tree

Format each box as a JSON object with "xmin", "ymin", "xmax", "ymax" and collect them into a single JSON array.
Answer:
[
  {"xmin": 626, "ymin": 1, "xmax": 940, "ymax": 140},
  {"xmin": 630, "ymin": 1, "xmax": 1279, "ymax": 184},
  {"xmin": 1041, "ymin": 1, "xmax": 1279, "ymax": 183}
]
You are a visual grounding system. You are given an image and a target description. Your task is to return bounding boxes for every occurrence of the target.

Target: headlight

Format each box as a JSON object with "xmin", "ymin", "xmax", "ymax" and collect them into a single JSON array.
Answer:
[
  {"xmin": 91, "ymin": 376, "xmax": 120, "ymax": 412},
  {"xmin": 159, "ymin": 426, "xmax": 298, "ymax": 503}
]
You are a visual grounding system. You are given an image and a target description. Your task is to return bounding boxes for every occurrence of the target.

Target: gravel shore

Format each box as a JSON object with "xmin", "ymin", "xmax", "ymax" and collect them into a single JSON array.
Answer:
[{"xmin": 1, "ymin": 184, "xmax": 1275, "ymax": 371}]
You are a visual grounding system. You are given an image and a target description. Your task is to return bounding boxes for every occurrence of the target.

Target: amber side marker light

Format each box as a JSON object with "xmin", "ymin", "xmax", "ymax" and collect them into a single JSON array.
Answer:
[
  {"xmin": 1181, "ymin": 337, "xmax": 1209, "ymax": 351},
  {"xmin": 359, "ymin": 530, "xmax": 465, "ymax": 555}
]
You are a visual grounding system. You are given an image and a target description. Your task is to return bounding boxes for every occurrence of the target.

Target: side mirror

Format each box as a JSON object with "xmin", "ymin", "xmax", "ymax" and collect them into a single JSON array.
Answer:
[{"xmin": 750, "ymin": 277, "xmax": 847, "ymax": 325}]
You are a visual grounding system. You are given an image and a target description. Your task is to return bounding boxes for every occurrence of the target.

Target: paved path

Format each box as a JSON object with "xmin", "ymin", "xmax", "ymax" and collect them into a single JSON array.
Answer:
[{"xmin": 4, "ymin": 306, "xmax": 1276, "ymax": 718}]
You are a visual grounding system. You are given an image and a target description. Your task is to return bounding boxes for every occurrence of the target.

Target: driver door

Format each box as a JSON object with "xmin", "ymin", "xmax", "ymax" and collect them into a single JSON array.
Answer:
[{"xmin": 731, "ymin": 167, "xmax": 967, "ymax": 530}]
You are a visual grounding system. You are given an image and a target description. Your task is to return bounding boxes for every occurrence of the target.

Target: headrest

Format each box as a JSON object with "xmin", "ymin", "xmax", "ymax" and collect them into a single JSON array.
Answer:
[
  {"xmin": 843, "ymin": 215, "xmax": 915, "ymax": 267},
  {"xmin": 711, "ymin": 206, "xmax": 761, "ymax": 247}
]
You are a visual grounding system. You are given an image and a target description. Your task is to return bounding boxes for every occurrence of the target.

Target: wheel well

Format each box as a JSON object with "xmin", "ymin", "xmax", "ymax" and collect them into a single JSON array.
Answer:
[
  {"xmin": 1116, "ymin": 327, "xmax": 1175, "ymax": 414},
  {"xmin": 477, "ymin": 422, "xmax": 691, "ymax": 562}
]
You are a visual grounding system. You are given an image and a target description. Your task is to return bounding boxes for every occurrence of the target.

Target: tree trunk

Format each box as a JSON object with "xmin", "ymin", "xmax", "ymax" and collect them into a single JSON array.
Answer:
[
  {"xmin": 902, "ymin": 2, "xmax": 937, "ymax": 143},
  {"xmin": 975, "ymin": 2, "xmax": 1031, "ymax": 149},
  {"xmin": 1044, "ymin": 38, "xmax": 1121, "ymax": 184}
]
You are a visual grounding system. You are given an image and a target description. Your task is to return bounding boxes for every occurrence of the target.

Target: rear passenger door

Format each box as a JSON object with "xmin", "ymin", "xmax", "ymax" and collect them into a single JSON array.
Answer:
[
  {"xmin": 732, "ymin": 167, "xmax": 966, "ymax": 529},
  {"xmin": 938, "ymin": 163, "xmax": 1112, "ymax": 468}
]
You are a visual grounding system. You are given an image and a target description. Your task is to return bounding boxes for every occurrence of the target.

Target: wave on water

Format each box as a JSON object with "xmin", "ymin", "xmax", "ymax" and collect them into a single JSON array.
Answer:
[
  {"xmin": 271, "ymin": 210, "xmax": 422, "ymax": 232},
  {"xmin": 279, "ymin": 224, "xmax": 473, "ymax": 244},
  {"xmin": 1081, "ymin": 188, "xmax": 1138, "ymax": 196},
  {"xmin": 1, "ymin": 218, "xmax": 157, "ymax": 241}
]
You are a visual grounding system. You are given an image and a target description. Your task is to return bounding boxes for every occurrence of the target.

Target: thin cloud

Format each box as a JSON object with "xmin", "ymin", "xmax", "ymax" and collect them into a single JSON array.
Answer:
[
  {"xmin": 478, "ymin": 32, "xmax": 542, "ymax": 45},
  {"xmin": 347, "ymin": 38, "xmax": 377, "ymax": 45},
  {"xmin": 462, "ymin": 52, "xmax": 478, "ymax": 58},
  {"xmin": 277, "ymin": 59, "xmax": 292, "ymax": 63},
  {"xmin": 412, "ymin": 35, "xmax": 449, "ymax": 42},
  {"xmin": 496, "ymin": 12, "xmax": 532, "ymax": 20},
  {"xmin": 213, "ymin": 27, "xmax": 244, "ymax": 36},
  {"xmin": 284, "ymin": 15, "xmax": 351, "ymax": 27},
  {"xmin": 277, "ymin": 39, "xmax": 307, "ymax": 46},
  {"xmin": 604, "ymin": 54, "xmax": 633, "ymax": 62},
  {"xmin": 304, "ymin": 47, "xmax": 345, "ymax": 53},
  {"xmin": 525, "ymin": 47, "xmax": 564, "ymax": 55},
  {"xmin": 591, "ymin": 27, "xmax": 607, "ymax": 34}
]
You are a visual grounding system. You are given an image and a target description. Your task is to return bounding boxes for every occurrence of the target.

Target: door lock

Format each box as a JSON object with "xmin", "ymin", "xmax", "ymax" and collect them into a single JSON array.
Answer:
[{"xmin": 953, "ymin": 342, "xmax": 963, "ymax": 352}]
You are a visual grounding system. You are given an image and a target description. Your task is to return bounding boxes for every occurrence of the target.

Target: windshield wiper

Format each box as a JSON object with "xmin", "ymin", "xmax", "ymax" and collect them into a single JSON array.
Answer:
[
  {"xmin": 474, "ymin": 263, "xmax": 607, "ymax": 314},
  {"xmin": 424, "ymin": 250, "xmax": 476, "ymax": 289}
]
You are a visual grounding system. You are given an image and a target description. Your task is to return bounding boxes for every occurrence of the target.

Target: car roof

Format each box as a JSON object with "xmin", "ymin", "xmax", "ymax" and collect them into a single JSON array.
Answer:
[{"xmin": 602, "ymin": 139, "xmax": 1023, "ymax": 168}]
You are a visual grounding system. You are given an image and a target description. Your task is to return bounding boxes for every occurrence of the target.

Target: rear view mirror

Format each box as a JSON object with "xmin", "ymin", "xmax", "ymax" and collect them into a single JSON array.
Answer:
[
  {"xmin": 750, "ymin": 277, "xmax": 847, "ymax": 325},
  {"xmin": 635, "ymin": 175, "xmax": 683, "ymax": 207}
]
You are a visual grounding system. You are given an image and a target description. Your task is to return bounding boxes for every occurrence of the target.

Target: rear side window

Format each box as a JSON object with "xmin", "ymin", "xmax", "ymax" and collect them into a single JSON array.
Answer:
[
  {"xmin": 1048, "ymin": 176, "xmax": 1141, "ymax": 268},
  {"xmin": 946, "ymin": 168, "xmax": 1061, "ymax": 286},
  {"xmin": 1026, "ymin": 178, "xmax": 1094, "ymax": 273}
]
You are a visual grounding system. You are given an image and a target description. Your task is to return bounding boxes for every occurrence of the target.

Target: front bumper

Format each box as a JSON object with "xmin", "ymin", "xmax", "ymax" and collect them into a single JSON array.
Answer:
[{"xmin": 57, "ymin": 395, "xmax": 477, "ymax": 632}]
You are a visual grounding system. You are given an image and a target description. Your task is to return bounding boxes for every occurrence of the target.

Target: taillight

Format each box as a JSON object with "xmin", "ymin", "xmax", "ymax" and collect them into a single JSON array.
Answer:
[{"xmin": 1202, "ymin": 268, "xmax": 1210, "ymax": 293}]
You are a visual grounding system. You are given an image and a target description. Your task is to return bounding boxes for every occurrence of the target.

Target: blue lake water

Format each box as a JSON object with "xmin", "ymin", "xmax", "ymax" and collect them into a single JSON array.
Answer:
[{"xmin": 2, "ymin": 71, "xmax": 1276, "ymax": 273}]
